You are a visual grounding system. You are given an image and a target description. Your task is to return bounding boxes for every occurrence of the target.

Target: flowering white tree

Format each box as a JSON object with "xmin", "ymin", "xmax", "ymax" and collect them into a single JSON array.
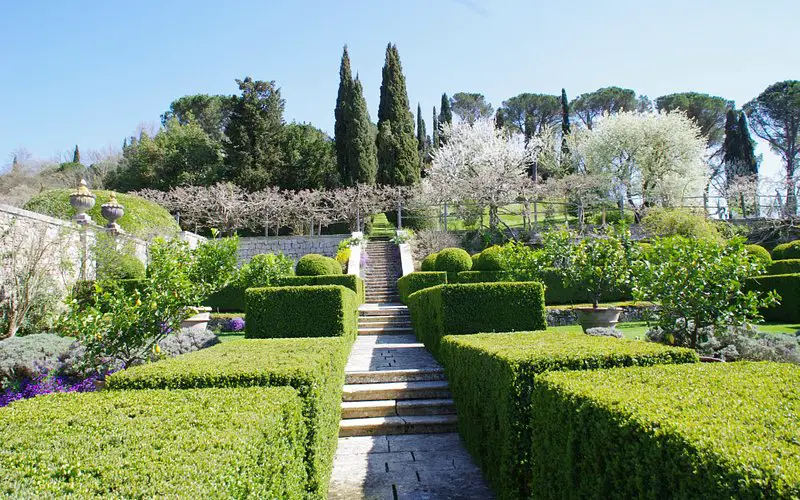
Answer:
[
  {"xmin": 574, "ymin": 111, "xmax": 708, "ymax": 221},
  {"xmin": 428, "ymin": 119, "xmax": 532, "ymax": 230}
]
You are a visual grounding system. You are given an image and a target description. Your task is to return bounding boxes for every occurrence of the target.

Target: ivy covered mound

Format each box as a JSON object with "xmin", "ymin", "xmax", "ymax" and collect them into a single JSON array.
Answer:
[
  {"xmin": 533, "ymin": 362, "xmax": 800, "ymax": 498},
  {"xmin": 0, "ymin": 387, "xmax": 306, "ymax": 498},
  {"xmin": 24, "ymin": 189, "xmax": 180, "ymax": 237}
]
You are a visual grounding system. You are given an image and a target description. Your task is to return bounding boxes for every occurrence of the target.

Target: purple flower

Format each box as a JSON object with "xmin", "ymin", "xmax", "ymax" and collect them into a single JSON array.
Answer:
[
  {"xmin": 0, "ymin": 371, "xmax": 107, "ymax": 408},
  {"xmin": 228, "ymin": 317, "xmax": 245, "ymax": 332}
]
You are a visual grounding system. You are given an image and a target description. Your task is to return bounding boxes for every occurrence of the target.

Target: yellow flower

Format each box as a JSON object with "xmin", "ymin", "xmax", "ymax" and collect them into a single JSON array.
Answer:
[{"xmin": 150, "ymin": 302, "xmax": 157, "ymax": 310}]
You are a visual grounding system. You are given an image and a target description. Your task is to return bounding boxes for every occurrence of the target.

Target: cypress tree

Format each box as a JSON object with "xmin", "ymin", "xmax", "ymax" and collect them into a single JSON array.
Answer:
[
  {"xmin": 416, "ymin": 103, "xmax": 426, "ymax": 155},
  {"xmin": 334, "ymin": 46, "xmax": 353, "ymax": 184},
  {"xmin": 439, "ymin": 93, "xmax": 452, "ymax": 125},
  {"xmin": 722, "ymin": 109, "xmax": 739, "ymax": 185},
  {"xmin": 495, "ymin": 108, "xmax": 505, "ymax": 129},
  {"xmin": 348, "ymin": 76, "xmax": 378, "ymax": 184},
  {"xmin": 11, "ymin": 155, "xmax": 19, "ymax": 173},
  {"xmin": 432, "ymin": 106, "xmax": 439, "ymax": 149},
  {"xmin": 738, "ymin": 112, "xmax": 758, "ymax": 176},
  {"xmin": 73, "ymin": 145, "xmax": 81, "ymax": 164},
  {"xmin": 560, "ymin": 88, "xmax": 572, "ymax": 173},
  {"xmin": 375, "ymin": 43, "xmax": 419, "ymax": 186}
]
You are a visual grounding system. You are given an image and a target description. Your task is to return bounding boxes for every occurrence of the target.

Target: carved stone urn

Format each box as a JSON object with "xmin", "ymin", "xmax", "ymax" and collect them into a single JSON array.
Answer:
[
  {"xmin": 69, "ymin": 179, "xmax": 96, "ymax": 224},
  {"xmin": 101, "ymin": 192, "xmax": 125, "ymax": 233}
]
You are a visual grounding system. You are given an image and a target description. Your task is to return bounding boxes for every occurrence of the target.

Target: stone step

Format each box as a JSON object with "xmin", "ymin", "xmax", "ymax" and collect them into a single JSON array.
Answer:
[
  {"xmin": 338, "ymin": 414, "xmax": 458, "ymax": 437},
  {"xmin": 358, "ymin": 326, "xmax": 413, "ymax": 334},
  {"xmin": 345, "ymin": 368, "xmax": 446, "ymax": 384},
  {"xmin": 359, "ymin": 308, "xmax": 408, "ymax": 316},
  {"xmin": 341, "ymin": 398, "xmax": 456, "ymax": 419},
  {"xmin": 357, "ymin": 320, "xmax": 412, "ymax": 328},
  {"xmin": 342, "ymin": 380, "xmax": 451, "ymax": 402}
]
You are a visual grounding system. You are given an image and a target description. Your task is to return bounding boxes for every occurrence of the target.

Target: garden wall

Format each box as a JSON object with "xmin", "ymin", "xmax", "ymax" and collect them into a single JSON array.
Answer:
[{"xmin": 237, "ymin": 235, "xmax": 348, "ymax": 263}]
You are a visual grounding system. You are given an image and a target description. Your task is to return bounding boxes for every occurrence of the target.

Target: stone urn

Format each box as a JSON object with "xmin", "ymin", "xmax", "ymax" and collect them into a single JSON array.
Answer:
[
  {"xmin": 69, "ymin": 179, "xmax": 96, "ymax": 224},
  {"xmin": 181, "ymin": 306, "xmax": 212, "ymax": 330},
  {"xmin": 575, "ymin": 307, "xmax": 623, "ymax": 332},
  {"xmin": 101, "ymin": 192, "xmax": 125, "ymax": 232}
]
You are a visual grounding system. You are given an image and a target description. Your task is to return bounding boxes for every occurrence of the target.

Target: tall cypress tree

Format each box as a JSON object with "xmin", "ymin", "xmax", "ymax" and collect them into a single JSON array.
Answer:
[
  {"xmin": 348, "ymin": 76, "xmax": 378, "ymax": 184},
  {"xmin": 495, "ymin": 109, "xmax": 505, "ymax": 129},
  {"xmin": 432, "ymin": 106, "xmax": 439, "ymax": 149},
  {"xmin": 560, "ymin": 88, "xmax": 572, "ymax": 173},
  {"xmin": 723, "ymin": 110, "xmax": 759, "ymax": 184},
  {"xmin": 334, "ymin": 46, "xmax": 353, "ymax": 184},
  {"xmin": 439, "ymin": 93, "xmax": 452, "ymax": 126},
  {"xmin": 416, "ymin": 103, "xmax": 426, "ymax": 154},
  {"xmin": 73, "ymin": 145, "xmax": 81, "ymax": 164},
  {"xmin": 738, "ymin": 112, "xmax": 758, "ymax": 176},
  {"xmin": 376, "ymin": 43, "xmax": 419, "ymax": 185}
]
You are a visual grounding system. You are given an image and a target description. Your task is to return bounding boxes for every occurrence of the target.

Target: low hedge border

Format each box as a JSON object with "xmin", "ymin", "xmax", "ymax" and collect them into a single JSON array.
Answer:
[
  {"xmin": 439, "ymin": 332, "xmax": 698, "ymax": 500},
  {"xmin": 746, "ymin": 273, "xmax": 800, "ymax": 323},
  {"xmin": 767, "ymin": 259, "xmax": 800, "ymax": 276},
  {"xmin": 454, "ymin": 270, "xmax": 508, "ymax": 283},
  {"xmin": 274, "ymin": 275, "xmax": 365, "ymax": 304},
  {"xmin": 107, "ymin": 338, "xmax": 350, "ymax": 498},
  {"xmin": 0, "ymin": 387, "xmax": 306, "ymax": 498},
  {"xmin": 397, "ymin": 272, "xmax": 447, "ymax": 303},
  {"xmin": 533, "ymin": 362, "xmax": 800, "ymax": 498},
  {"xmin": 245, "ymin": 285, "xmax": 358, "ymax": 340},
  {"xmin": 407, "ymin": 282, "xmax": 547, "ymax": 358}
]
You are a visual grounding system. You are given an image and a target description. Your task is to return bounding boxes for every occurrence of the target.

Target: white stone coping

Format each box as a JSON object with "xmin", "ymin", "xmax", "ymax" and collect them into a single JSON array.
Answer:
[
  {"xmin": 396, "ymin": 230, "xmax": 414, "ymax": 276},
  {"xmin": 347, "ymin": 231, "xmax": 364, "ymax": 277}
]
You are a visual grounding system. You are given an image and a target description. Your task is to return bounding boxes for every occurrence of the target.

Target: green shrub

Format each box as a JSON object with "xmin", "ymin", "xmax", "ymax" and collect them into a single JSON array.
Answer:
[
  {"xmin": 0, "ymin": 387, "xmax": 306, "ymax": 498},
  {"xmin": 245, "ymin": 285, "xmax": 357, "ymax": 340},
  {"xmin": 771, "ymin": 240, "xmax": 800, "ymax": 260},
  {"xmin": 335, "ymin": 247, "xmax": 350, "ymax": 270},
  {"xmin": 107, "ymin": 338, "xmax": 350, "ymax": 497},
  {"xmin": 274, "ymin": 275, "xmax": 365, "ymax": 304},
  {"xmin": 474, "ymin": 245, "xmax": 503, "ymax": 271},
  {"xmin": 768, "ymin": 259, "xmax": 800, "ymax": 275},
  {"xmin": 454, "ymin": 271, "xmax": 507, "ymax": 283},
  {"xmin": 204, "ymin": 284, "xmax": 246, "ymax": 312},
  {"xmin": 0, "ymin": 334, "xmax": 79, "ymax": 382},
  {"xmin": 746, "ymin": 273, "xmax": 800, "ymax": 323},
  {"xmin": 96, "ymin": 252, "xmax": 146, "ymax": 280},
  {"xmin": 440, "ymin": 331, "xmax": 698, "ymax": 500},
  {"xmin": 539, "ymin": 268, "xmax": 631, "ymax": 305},
  {"xmin": 641, "ymin": 207, "xmax": 723, "ymax": 243},
  {"xmin": 295, "ymin": 254, "xmax": 343, "ymax": 276},
  {"xmin": 434, "ymin": 248, "xmax": 473, "ymax": 274},
  {"xmin": 532, "ymin": 362, "xmax": 800, "ymax": 498},
  {"xmin": 420, "ymin": 252, "xmax": 438, "ymax": 271},
  {"xmin": 397, "ymin": 272, "xmax": 448, "ymax": 303},
  {"xmin": 407, "ymin": 282, "xmax": 546, "ymax": 358},
  {"xmin": 745, "ymin": 244, "xmax": 772, "ymax": 265},
  {"xmin": 239, "ymin": 253, "xmax": 295, "ymax": 287},
  {"xmin": 71, "ymin": 279, "xmax": 146, "ymax": 310},
  {"xmin": 24, "ymin": 189, "xmax": 180, "ymax": 238}
]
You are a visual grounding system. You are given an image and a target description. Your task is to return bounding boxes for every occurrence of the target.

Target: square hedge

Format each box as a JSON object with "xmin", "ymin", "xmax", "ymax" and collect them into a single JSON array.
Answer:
[
  {"xmin": 274, "ymin": 275, "xmax": 365, "ymax": 304},
  {"xmin": 245, "ymin": 285, "xmax": 358, "ymax": 340},
  {"xmin": 397, "ymin": 271, "xmax": 448, "ymax": 303},
  {"xmin": 533, "ymin": 362, "xmax": 800, "ymax": 498},
  {"xmin": 746, "ymin": 273, "xmax": 800, "ymax": 323},
  {"xmin": 439, "ymin": 331, "xmax": 698, "ymax": 500},
  {"xmin": 0, "ymin": 387, "xmax": 306, "ymax": 498}
]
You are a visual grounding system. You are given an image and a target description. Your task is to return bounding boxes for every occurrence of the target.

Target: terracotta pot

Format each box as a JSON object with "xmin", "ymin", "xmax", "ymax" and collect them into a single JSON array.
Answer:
[
  {"xmin": 180, "ymin": 306, "xmax": 212, "ymax": 330},
  {"xmin": 575, "ymin": 307, "xmax": 623, "ymax": 332}
]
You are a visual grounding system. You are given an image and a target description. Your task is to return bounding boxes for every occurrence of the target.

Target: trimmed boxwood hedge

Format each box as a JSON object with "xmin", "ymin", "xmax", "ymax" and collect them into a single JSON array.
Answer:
[
  {"xmin": 0, "ymin": 387, "xmax": 306, "ymax": 498},
  {"xmin": 473, "ymin": 245, "xmax": 503, "ymax": 271},
  {"xmin": 245, "ymin": 285, "xmax": 358, "ymax": 340},
  {"xmin": 420, "ymin": 252, "xmax": 438, "ymax": 271},
  {"xmin": 274, "ymin": 275, "xmax": 365, "ymax": 304},
  {"xmin": 532, "ymin": 362, "xmax": 800, "ymax": 498},
  {"xmin": 439, "ymin": 332, "xmax": 698, "ymax": 500},
  {"xmin": 397, "ymin": 271, "xmax": 448, "ymax": 303},
  {"xmin": 746, "ymin": 273, "xmax": 800, "ymax": 323},
  {"xmin": 745, "ymin": 244, "xmax": 772, "ymax": 264},
  {"xmin": 296, "ymin": 254, "xmax": 343, "ymax": 276},
  {"xmin": 454, "ymin": 270, "xmax": 507, "ymax": 283},
  {"xmin": 204, "ymin": 284, "xmax": 246, "ymax": 312},
  {"xmin": 434, "ymin": 248, "xmax": 473, "ymax": 275},
  {"xmin": 771, "ymin": 240, "xmax": 800, "ymax": 260},
  {"xmin": 107, "ymin": 338, "xmax": 350, "ymax": 498},
  {"xmin": 767, "ymin": 259, "xmax": 800, "ymax": 276},
  {"xmin": 407, "ymin": 282, "xmax": 547, "ymax": 358}
]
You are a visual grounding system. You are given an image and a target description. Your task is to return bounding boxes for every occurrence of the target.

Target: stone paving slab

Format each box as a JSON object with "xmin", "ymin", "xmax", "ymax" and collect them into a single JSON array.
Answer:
[
  {"xmin": 346, "ymin": 334, "xmax": 442, "ymax": 373},
  {"xmin": 329, "ymin": 434, "xmax": 494, "ymax": 499}
]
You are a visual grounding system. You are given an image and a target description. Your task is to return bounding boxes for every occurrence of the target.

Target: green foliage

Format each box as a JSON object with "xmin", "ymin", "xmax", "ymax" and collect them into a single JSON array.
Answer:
[
  {"xmin": 497, "ymin": 241, "xmax": 546, "ymax": 281},
  {"xmin": 335, "ymin": 247, "xmax": 351, "ymax": 270},
  {"xmin": 245, "ymin": 285, "xmax": 357, "ymax": 340},
  {"xmin": 275, "ymin": 123, "xmax": 339, "ymax": 190},
  {"xmin": 420, "ymin": 252, "xmax": 438, "ymax": 271},
  {"xmin": 107, "ymin": 337, "xmax": 350, "ymax": 497},
  {"xmin": 655, "ymin": 92, "xmax": 734, "ymax": 147},
  {"xmin": 499, "ymin": 93, "xmax": 561, "ymax": 138},
  {"xmin": 160, "ymin": 93, "xmax": 235, "ymax": 142},
  {"xmin": 533, "ymin": 362, "xmax": 800, "ymax": 498},
  {"xmin": 746, "ymin": 273, "xmax": 800, "ymax": 323},
  {"xmin": 723, "ymin": 109, "xmax": 759, "ymax": 180},
  {"xmin": 274, "ymin": 275, "xmax": 365, "ymax": 304},
  {"xmin": 570, "ymin": 86, "xmax": 637, "ymax": 129},
  {"xmin": 95, "ymin": 251, "xmax": 146, "ymax": 281},
  {"xmin": 295, "ymin": 254, "xmax": 343, "ymax": 276},
  {"xmin": 633, "ymin": 237, "xmax": 778, "ymax": 348},
  {"xmin": 23, "ymin": 189, "xmax": 180, "ymax": 238},
  {"xmin": 434, "ymin": 248, "xmax": 473, "ymax": 278},
  {"xmin": 397, "ymin": 272, "xmax": 447, "ymax": 303},
  {"xmin": 0, "ymin": 387, "xmax": 306, "ymax": 497},
  {"xmin": 745, "ymin": 244, "xmax": 772, "ymax": 265},
  {"xmin": 0, "ymin": 334, "xmax": 78, "ymax": 383},
  {"xmin": 407, "ymin": 282, "xmax": 547, "ymax": 358},
  {"xmin": 771, "ymin": 240, "xmax": 800, "ymax": 260},
  {"xmin": 440, "ymin": 331, "xmax": 698, "ymax": 500},
  {"xmin": 768, "ymin": 258, "xmax": 800, "ymax": 275},
  {"xmin": 376, "ymin": 44, "xmax": 420, "ymax": 186},
  {"xmin": 642, "ymin": 208, "xmax": 723, "ymax": 242},
  {"xmin": 239, "ymin": 252, "xmax": 295, "ymax": 288},
  {"xmin": 449, "ymin": 92, "xmax": 494, "ymax": 125},
  {"xmin": 454, "ymin": 271, "xmax": 507, "ymax": 283},
  {"xmin": 473, "ymin": 245, "xmax": 503, "ymax": 271},
  {"xmin": 439, "ymin": 93, "xmax": 453, "ymax": 127}
]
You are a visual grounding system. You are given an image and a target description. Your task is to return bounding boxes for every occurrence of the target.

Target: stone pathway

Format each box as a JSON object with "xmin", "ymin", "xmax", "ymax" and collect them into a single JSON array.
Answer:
[{"xmin": 329, "ymin": 239, "xmax": 493, "ymax": 499}]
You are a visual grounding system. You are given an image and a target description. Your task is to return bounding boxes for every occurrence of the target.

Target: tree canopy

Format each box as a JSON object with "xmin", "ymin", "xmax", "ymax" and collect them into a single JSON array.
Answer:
[
  {"xmin": 499, "ymin": 93, "xmax": 561, "ymax": 140},
  {"xmin": 570, "ymin": 87, "xmax": 637, "ymax": 129},
  {"xmin": 449, "ymin": 92, "xmax": 494, "ymax": 125},
  {"xmin": 655, "ymin": 92, "xmax": 734, "ymax": 149}
]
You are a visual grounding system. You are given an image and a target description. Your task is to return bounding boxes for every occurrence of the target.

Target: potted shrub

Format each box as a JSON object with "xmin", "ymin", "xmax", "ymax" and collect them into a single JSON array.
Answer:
[{"xmin": 551, "ymin": 228, "xmax": 633, "ymax": 331}]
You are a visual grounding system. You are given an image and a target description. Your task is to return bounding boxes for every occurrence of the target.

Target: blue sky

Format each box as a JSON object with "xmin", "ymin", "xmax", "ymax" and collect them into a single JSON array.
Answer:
[{"xmin": 1, "ymin": 0, "xmax": 797, "ymax": 179}]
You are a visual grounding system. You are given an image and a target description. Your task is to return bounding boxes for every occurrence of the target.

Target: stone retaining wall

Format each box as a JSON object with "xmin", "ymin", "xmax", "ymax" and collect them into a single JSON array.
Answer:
[{"xmin": 237, "ymin": 235, "xmax": 349, "ymax": 263}]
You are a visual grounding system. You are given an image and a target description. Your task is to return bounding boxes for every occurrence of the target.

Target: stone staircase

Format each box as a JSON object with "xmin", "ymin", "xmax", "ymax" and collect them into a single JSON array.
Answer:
[{"xmin": 338, "ymin": 240, "xmax": 457, "ymax": 437}]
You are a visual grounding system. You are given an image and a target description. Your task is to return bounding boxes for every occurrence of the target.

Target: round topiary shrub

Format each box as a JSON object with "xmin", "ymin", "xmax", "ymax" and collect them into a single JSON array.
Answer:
[
  {"xmin": 435, "ymin": 248, "xmax": 473, "ymax": 273},
  {"xmin": 420, "ymin": 253, "xmax": 438, "ymax": 271},
  {"xmin": 475, "ymin": 245, "xmax": 503, "ymax": 271},
  {"xmin": 24, "ymin": 189, "xmax": 181, "ymax": 238},
  {"xmin": 295, "ymin": 254, "xmax": 343, "ymax": 276},
  {"xmin": 771, "ymin": 240, "xmax": 800, "ymax": 261},
  {"xmin": 745, "ymin": 244, "xmax": 772, "ymax": 265}
]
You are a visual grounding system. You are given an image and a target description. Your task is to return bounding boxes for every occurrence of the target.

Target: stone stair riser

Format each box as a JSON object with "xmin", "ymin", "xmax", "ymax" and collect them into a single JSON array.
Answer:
[
  {"xmin": 343, "ymin": 384, "xmax": 451, "ymax": 402},
  {"xmin": 345, "ymin": 369, "xmax": 445, "ymax": 384},
  {"xmin": 341, "ymin": 399, "xmax": 456, "ymax": 419},
  {"xmin": 338, "ymin": 415, "xmax": 459, "ymax": 437}
]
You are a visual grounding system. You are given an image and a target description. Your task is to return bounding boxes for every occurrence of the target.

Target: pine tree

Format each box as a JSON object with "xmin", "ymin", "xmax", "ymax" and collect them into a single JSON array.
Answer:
[
  {"xmin": 432, "ymin": 106, "xmax": 439, "ymax": 149},
  {"xmin": 560, "ymin": 88, "xmax": 572, "ymax": 173},
  {"xmin": 375, "ymin": 43, "xmax": 419, "ymax": 185},
  {"xmin": 334, "ymin": 46, "xmax": 353, "ymax": 184},
  {"xmin": 348, "ymin": 76, "xmax": 378, "ymax": 184}
]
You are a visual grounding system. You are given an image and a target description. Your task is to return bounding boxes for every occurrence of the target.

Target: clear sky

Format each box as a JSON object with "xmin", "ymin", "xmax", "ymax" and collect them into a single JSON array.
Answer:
[{"xmin": 1, "ymin": 0, "xmax": 797, "ymax": 179}]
